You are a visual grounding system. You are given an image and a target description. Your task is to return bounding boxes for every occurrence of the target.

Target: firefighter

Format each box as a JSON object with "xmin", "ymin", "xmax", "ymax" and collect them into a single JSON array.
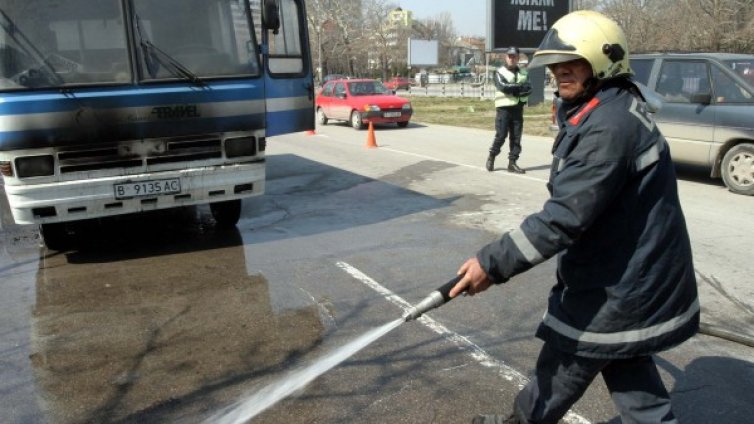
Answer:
[{"xmin": 452, "ymin": 11, "xmax": 699, "ymax": 424}]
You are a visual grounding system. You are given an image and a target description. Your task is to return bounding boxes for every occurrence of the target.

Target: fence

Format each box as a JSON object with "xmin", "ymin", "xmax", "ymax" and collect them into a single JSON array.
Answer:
[
  {"xmin": 404, "ymin": 82, "xmax": 496, "ymax": 99},
  {"xmin": 404, "ymin": 83, "xmax": 555, "ymax": 101}
]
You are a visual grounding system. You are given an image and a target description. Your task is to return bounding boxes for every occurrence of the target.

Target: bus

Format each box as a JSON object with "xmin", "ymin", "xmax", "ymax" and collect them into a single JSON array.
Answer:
[{"xmin": 0, "ymin": 0, "xmax": 314, "ymax": 249}]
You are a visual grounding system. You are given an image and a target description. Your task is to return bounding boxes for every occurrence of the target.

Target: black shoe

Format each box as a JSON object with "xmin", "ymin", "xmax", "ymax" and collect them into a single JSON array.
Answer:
[
  {"xmin": 471, "ymin": 414, "xmax": 520, "ymax": 424},
  {"xmin": 486, "ymin": 155, "xmax": 495, "ymax": 172},
  {"xmin": 507, "ymin": 161, "xmax": 525, "ymax": 174}
]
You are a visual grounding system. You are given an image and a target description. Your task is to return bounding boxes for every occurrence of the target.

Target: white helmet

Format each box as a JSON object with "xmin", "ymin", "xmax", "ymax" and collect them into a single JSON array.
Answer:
[{"xmin": 528, "ymin": 10, "xmax": 632, "ymax": 80}]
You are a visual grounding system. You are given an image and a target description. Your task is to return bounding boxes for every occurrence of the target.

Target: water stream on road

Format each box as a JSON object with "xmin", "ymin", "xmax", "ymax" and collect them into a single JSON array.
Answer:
[{"xmin": 204, "ymin": 318, "xmax": 404, "ymax": 424}]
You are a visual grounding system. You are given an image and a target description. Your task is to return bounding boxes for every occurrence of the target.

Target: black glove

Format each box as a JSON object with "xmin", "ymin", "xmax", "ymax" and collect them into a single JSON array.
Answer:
[
  {"xmin": 518, "ymin": 83, "xmax": 532, "ymax": 97},
  {"xmin": 501, "ymin": 83, "xmax": 521, "ymax": 96}
]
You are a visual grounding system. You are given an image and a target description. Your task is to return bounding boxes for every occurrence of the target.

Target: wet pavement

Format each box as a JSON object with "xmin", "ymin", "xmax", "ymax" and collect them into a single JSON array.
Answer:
[
  {"xmin": 1, "ymin": 209, "xmax": 332, "ymax": 423},
  {"xmin": 2, "ymin": 123, "xmax": 754, "ymax": 424}
]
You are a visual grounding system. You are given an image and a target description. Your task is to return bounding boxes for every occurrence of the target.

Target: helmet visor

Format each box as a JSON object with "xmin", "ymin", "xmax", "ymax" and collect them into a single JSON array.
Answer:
[
  {"xmin": 528, "ymin": 28, "xmax": 579, "ymax": 69},
  {"xmin": 528, "ymin": 53, "xmax": 583, "ymax": 69}
]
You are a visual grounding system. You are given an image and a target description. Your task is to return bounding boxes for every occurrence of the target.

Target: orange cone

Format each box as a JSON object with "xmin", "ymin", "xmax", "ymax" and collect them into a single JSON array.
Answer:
[{"xmin": 365, "ymin": 122, "xmax": 378, "ymax": 148}]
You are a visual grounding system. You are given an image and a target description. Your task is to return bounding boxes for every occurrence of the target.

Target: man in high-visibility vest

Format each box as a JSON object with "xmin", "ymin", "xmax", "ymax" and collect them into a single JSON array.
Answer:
[{"xmin": 486, "ymin": 46, "xmax": 532, "ymax": 174}]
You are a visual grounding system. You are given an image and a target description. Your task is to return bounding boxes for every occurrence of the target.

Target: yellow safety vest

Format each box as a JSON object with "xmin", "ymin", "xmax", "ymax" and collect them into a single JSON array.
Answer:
[{"xmin": 494, "ymin": 66, "xmax": 529, "ymax": 108}]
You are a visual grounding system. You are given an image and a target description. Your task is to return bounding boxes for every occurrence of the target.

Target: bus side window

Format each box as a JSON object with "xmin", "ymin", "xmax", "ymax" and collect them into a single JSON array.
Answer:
[{"xmin": 267, "ymin": 0, "xmax": 304, "ymax": 75}]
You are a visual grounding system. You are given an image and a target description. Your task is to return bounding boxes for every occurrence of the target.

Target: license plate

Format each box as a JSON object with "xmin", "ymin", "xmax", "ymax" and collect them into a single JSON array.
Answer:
[
  {"xmin": 383, "ymin": 111, "xmax": 401, "ymax": 118},
  {"xmin": 114, "ymin": 178, "xmax": 181, "ymax": 199}
]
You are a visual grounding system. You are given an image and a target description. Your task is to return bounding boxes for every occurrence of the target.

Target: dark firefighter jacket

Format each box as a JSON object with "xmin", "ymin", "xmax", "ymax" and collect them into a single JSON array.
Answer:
[{"xmin": 477, "ymin": 78, "xmax": 699, "ymax": 359}]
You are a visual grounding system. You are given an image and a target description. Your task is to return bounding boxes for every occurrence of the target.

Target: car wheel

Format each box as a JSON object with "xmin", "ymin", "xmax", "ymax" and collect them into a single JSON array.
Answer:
[
  {"xmin": 397, "ymin": 121, "xmax": 409, "ymax": 128},
  {"xmin": 210, "ymin": 199, "xmax": 242, "ymax": 227},
  {"xmin": 316, "ymin": 107, "xmax": 328, "ymax": 125},
  {"xmin": 350, "ymin": 111, "xmax": 364, "ymax": 130},
  {"xmin": 721, "ymin": 143, "xmax": 754, "ymax": 195},
  {"xmin": 41, "ymin": 223, "xmax": 70, "ymax": 250}
]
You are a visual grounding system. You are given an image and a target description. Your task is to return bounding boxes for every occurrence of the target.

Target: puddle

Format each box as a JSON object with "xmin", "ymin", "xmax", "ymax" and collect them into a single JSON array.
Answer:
[{"xmin": 26, "ymin": 215, "xmax": 327, "ymax": 423}]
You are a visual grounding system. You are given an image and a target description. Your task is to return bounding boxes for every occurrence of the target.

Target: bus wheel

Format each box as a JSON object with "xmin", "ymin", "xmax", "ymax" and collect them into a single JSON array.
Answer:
[
  {"xmin": 41, "ymin": 223, "xmax": 70, "ymax": 251},
  {"xmin": 210, "ymin": 200, "xmax": 242, "ymax": 227}
]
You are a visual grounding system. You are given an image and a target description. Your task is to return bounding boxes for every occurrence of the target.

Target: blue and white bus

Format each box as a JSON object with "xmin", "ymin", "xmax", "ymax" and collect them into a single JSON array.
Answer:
[{"xmin": 0, "ymin": 0, "xmax": 314, "ymax": 248}]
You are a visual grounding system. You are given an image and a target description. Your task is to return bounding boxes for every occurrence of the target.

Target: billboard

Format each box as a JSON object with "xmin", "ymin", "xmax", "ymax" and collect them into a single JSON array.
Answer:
[
  {"xmin": 486, "ymin": 0, "xmax": 571, "ymax": 51},
  {"xmin": 408, "ymin": 38, "xmax": 439, "ymax": 67}
]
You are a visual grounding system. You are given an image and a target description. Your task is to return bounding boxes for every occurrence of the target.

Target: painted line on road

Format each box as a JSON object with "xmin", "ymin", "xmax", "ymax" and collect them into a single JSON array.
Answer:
[
  {"xmin": 380, "ymin": 147, "xmax": 547, "ymax": 183},
  {"xmin": 312, "ymin": 132, "xmax": 548, "ymax": 183},
  {"xmin": 335, "ymin": 261, "xmax": 591, "ymax": 424},
  {"xmin": 380, "ymin": 147, "xmax": 549, "ymax": 184}
]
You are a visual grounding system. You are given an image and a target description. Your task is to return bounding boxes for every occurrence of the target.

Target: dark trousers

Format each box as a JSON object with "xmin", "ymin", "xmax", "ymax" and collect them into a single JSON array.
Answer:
[
  {"xmin": 513, "ymin": 343, "xmax": 677, "ymax": 424},
  {"xmin": 489, "ymin": 104, "xmax": 524, "ymax": 161}
]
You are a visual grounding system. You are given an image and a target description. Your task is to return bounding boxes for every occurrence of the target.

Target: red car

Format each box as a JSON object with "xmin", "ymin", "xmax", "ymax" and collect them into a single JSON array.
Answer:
[
  {"xmin": 315, "ymin": 79, "xmax": 412, "ymax": 129},
  {"xmin": 383, "ymin": 76, "xmax": 413, "ymax": 91}
]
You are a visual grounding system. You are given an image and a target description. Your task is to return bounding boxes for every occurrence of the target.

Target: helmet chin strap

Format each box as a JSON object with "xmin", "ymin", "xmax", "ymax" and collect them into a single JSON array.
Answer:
[{"xmin": 572, "ymin": 76, "xmax": 601, "ymax": 102}]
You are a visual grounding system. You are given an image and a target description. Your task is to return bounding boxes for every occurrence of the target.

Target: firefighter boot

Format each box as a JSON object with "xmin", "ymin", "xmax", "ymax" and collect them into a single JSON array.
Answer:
[
  {"xmin": 507, "ymin": 160, "xmax": 525, "ymax": 174},
  {"xmin": 486, "ymin": 155, "xmax": 496, "ymax": 172}
]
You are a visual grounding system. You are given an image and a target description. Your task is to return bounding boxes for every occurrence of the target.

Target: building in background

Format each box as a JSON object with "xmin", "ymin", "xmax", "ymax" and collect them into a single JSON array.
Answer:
[{"xmin": 388, "ymin": 7, "xmax": 413, "ymax": 28}]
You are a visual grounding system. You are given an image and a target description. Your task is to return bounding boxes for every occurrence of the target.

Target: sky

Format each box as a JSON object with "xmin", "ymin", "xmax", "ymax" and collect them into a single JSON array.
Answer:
[{"xmin": 395, "ymin": 0, "xmax": 487, "ymax": 37}]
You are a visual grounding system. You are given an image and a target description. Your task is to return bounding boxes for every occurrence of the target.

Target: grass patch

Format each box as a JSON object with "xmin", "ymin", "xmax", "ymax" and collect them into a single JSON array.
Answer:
[{"xmin": 408, "ymin": 97, "xmax": 554, "ymax": 137}]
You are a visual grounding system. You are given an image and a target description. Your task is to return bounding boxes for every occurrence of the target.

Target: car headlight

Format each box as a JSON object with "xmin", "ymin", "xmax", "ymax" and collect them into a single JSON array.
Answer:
[
  {"xmin": 402, "ymin": 103, "xmax": 412, "ymax": 110},
  {"xmin": 15, "ymin": 155, "xmax": 55, "ymax": 177},
  {"xmin": 363, "ymin": 104, "xmax": 381, "ymax": 112}
]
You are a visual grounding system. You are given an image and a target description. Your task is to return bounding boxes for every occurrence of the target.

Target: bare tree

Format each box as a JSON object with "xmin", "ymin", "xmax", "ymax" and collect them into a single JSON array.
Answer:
[
  {"xmin": 305, "ymin": 0, "xmax": 365, "ymax": 78},
  {"xmin": 598, "ymin": 0, "xmax": 754, "ymax": 52},
  {"xmin": 410, "ymin": 13, "xmax": 457, "ymax": 67},
  {"xmin": 361, "ymin": 0, "xmax": 400, "ymax": 79}
]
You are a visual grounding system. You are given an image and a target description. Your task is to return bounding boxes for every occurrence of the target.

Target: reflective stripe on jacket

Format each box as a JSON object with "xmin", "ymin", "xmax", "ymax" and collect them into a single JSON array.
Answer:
[
  {"xmin": 477, "ymin": 78, "xmax": 699, "ymax": 358},
  {"xmin": 494, "ymin": 66, "xmax": 529, "ymax": 107}
]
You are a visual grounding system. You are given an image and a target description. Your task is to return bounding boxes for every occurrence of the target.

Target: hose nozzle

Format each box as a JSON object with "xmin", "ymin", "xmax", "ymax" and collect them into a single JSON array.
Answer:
[{"xmin": 403, "ymin": 275, "xmax": 463, "ymax": 321}]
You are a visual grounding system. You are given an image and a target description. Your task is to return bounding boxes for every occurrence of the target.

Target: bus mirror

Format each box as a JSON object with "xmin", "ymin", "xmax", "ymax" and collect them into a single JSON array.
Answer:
[{"xmin": 262, "ymin": 0, "xmax": 281, "ymax": 35}]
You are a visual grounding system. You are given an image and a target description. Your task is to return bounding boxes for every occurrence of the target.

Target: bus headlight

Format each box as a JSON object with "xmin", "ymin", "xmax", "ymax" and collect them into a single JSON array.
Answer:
[
  {"xmin": 226, "ymin": 136, "xmax": 257, "ymax": 158},
  {"xmin": 15, "ymin": 155, "xmax": 54, "ymax": 177}
]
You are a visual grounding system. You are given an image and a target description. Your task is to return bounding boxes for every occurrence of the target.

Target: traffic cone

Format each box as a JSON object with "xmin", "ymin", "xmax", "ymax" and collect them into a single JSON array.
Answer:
[{"xmin": 365, "ymin": 122, "xmax": 378, "ymax": 148}]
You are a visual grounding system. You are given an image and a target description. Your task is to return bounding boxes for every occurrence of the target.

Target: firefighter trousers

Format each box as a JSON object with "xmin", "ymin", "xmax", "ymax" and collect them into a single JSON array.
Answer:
[{"xmin": 512, "ymin": 342, "xmax": 677, "ymax": 424}]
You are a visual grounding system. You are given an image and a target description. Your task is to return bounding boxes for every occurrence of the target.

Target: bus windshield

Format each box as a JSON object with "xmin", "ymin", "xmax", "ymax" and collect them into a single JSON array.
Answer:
[{"xmin": 0, "ymin": 0, "xmax": 259, "ymax": 91}]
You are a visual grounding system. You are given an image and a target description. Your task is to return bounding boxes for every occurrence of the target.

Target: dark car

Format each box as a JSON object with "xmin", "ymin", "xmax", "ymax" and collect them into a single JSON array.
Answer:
[
  {"xmin": 549, "ymin": 53, "xmax": 754, "ymax": 195},
  {"xmin": 315, "ymin": 78, "xmax": 412, "ymax": 129},
  {"xmin": 630, "ymin": 53, "xmax": 754, "ymax": 195}
]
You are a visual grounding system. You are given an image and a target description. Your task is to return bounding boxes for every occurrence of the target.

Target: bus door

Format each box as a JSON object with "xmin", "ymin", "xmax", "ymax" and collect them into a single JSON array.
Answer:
[{"xmin": 260, "ymin": 0, "xmax": 314, "ymax": 136}]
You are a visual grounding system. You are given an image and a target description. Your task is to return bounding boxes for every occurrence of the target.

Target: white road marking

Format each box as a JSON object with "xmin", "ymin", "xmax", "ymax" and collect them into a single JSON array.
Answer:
[
  {"xmin": 311, "ymin": 132, "xmax": 548, "ymax": 183},
  {"xmin": 379, "ymin": 147, "xmax": 549, "ymax": 184},
  {"xmin": 335, "ymin": 261, "xmax": 591, "ymax": 424}
]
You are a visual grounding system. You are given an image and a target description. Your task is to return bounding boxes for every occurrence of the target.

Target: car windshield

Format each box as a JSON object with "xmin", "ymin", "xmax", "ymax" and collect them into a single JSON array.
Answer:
[
  {"xmin": 723, "ymin": 59, "xmax": 754, "ymax": 88},
  {"xmin": 348, "ymin": 80, "xmax": 390, "ymax": 96}
]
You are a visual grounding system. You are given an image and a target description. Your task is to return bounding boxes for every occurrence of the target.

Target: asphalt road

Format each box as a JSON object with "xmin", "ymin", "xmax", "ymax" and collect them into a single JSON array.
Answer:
[{"xmin": 1, "ymin": 120, "xmax": 753, "ymax": 424}]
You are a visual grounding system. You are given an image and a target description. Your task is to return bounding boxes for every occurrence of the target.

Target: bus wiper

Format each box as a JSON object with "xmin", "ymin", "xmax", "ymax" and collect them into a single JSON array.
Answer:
[
  {"xmin": 130, "ymin": 9, "xmax": 205, "ymax": 88},
  {"xmin": 140, "ymin": 40, "xmax": 206, "ymax": 88}
]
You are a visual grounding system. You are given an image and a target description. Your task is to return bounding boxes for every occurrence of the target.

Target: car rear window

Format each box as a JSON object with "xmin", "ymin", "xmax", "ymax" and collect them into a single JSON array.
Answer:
[{"xmin": 630, "ymin": 59, "xmax": 653, "ymax": 85}]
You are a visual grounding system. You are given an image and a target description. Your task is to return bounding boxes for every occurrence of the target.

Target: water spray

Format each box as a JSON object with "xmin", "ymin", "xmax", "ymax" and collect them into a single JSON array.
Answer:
[{"xmin": 206, "ymin": 275, "xmax": 465, "ymax": 424}]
